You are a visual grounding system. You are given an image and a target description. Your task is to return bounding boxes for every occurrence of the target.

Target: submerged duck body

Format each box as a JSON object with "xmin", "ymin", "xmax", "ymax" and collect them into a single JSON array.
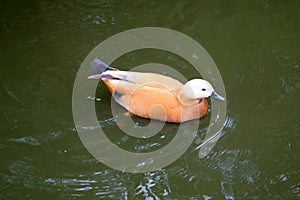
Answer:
[{"xmin": 88, "ymin": 59, "xmax": 225, "ymax": 123}]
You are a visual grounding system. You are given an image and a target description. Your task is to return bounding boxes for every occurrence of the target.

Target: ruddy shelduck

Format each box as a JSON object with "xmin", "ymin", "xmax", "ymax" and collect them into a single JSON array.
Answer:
[{"xmin": 88, "ymin": 59, "xmax": 225, "ymax": 123}]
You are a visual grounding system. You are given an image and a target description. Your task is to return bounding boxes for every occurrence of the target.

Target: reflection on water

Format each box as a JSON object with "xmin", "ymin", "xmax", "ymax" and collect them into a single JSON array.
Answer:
[{"xmin": 1, "ymin": 0, "xmax": 299, "ymax": 199}]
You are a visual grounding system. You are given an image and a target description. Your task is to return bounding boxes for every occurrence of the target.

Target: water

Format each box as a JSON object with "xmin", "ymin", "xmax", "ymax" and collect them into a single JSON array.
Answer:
[{"xmin": 1, "ymin": 0, "xmax": 299, "ymax": 199}]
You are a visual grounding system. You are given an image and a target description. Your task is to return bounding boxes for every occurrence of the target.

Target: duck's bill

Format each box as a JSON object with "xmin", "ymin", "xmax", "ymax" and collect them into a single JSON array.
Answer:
[
  {"xmin": 210, "ymin": 91, "xmax": 225, "ymax": 101},
  {"xmin": 88, "ymin": 74, "xmax": 103, "ymax": 79}
]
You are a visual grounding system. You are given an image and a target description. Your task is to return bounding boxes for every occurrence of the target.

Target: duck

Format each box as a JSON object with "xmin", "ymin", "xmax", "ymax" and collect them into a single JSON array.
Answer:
[{"xmin": 88, "ymin": 58, "xmax": 225, "ymax": 123}]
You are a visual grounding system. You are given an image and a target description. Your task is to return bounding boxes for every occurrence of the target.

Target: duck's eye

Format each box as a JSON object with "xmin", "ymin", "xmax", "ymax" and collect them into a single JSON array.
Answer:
[{"xmin": 201, "ymin": 88, "xmax": 206, "ymax": 91}]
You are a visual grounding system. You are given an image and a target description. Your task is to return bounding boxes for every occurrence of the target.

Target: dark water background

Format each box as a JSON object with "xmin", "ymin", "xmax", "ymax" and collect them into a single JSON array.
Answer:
[{"xmin": 1, "ymin": 1, "xmax": 299, "ymax": 199}]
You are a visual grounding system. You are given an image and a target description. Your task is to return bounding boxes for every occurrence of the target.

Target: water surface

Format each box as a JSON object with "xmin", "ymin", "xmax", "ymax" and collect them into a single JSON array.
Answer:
[{"xmin": 1, "ymin": 1, "xmax": 299, "ymax": 199}]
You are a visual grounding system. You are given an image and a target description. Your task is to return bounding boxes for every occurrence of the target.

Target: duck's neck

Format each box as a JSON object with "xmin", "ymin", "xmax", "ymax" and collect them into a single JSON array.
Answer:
[{"xmin": 177, "ymin": 90, "xmax": 200, "ymax": 107}]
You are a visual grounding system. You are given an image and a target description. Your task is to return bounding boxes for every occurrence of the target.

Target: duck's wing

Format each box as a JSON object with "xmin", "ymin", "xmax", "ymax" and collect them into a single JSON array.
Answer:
[
  {"xmin": 89, "ymin": 59, "xmax": 183, "ymax": 91},
  {"xmin": 93, "ymin": 71, "xmax": 182, "ymax": 112},
  {"xmin": 100, "ymin": 70, "xmax": 184, "ymax": 91}
]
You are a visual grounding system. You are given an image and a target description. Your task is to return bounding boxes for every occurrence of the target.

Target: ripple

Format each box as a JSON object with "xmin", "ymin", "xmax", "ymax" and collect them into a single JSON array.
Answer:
[
  {"xmin": 3, "ymin": 82, "xmax": 22, "ymax": 103},
  {"xmin": 44, "ymin": 170, "xmax": 130, "ymax": 199},
  {"xmin": 98, "ymin": 117, "xmax": 117, "ymax": 127},
  {"xmin": 9, "ymin": 137, "xmax": 41, "ymax": 146},
  {"xmin": 134, "ymin": 169, "xmax": 171, "ymax": 199},
  {"xmin": 194, "ymin": 115, "xmax": 237, "ymax": 151},
  {"xmin": 85, "ymin": 95, "xmax": 102, "ymax": 102},
  {"xmin": 134, "ymin": 142, "xmax": 161, "ymax": 152}
]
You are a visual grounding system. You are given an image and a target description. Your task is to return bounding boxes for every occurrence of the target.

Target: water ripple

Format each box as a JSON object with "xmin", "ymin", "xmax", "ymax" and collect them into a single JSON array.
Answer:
[{"xmin": 9, "ymin": 137, "xmax": 41, "ymax": 146}]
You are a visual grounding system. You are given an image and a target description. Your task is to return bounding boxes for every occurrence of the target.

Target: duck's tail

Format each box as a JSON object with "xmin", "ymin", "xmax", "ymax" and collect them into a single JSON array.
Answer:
[
  {"xmin": 91, "ymin": 58, "xmax": 114, "ymax": 74},
  {"xmin": 89, "ymin": 59, "xmax": 130, "ymax": 82}
]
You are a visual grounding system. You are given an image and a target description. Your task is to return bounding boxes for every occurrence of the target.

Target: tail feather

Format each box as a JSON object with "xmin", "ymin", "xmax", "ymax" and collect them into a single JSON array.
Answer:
[
  {"xmin": 89, "ymin": 59, "xmax": 134, "ymax": 83},
  {"xmin": 91, "ymin": 58, "xmax": 113, "ymax": 74},
  {"xmin": 88, "ymin": 70, "xmax": 135, "ymax": 83}
]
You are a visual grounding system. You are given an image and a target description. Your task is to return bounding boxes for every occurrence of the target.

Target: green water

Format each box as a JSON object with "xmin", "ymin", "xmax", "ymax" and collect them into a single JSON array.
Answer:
[{"xmin": 1, "ymin": 0, "xmax": 299, "ymax": 199}]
